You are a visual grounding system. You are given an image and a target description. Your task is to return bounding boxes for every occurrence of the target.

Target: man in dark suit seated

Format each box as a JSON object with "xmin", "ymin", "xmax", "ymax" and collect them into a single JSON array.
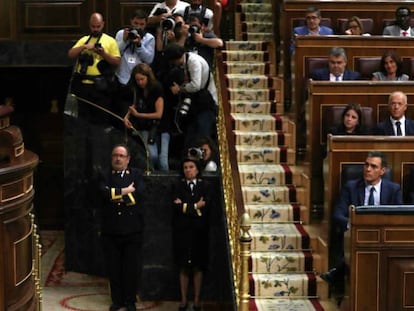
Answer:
[
  {"xmin": 322, "ymin": 151, "xmax": 402, "ymax": 299},
  {"xmin": 310, "ymin": 47, "xmax": 361, "ymax": 81},
  {"xmin": 373, "ymin": 91, "xmax": 414, "ymax": 136}
]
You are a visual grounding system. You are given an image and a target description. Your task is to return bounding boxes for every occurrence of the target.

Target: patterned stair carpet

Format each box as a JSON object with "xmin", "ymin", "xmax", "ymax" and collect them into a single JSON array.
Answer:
[{"xmin": 225, "ymin": 0, "xmax": 326, "ymax": 310}]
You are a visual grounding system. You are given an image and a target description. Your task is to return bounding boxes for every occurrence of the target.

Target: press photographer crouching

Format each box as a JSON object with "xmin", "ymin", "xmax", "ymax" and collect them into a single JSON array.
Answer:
[
  {"xmin": 123, "ymin": 63, "xmax": 170, "ymax": 171},
  {"xmin": 164, "ymin": 43, "xmax": 218, "ymax": 149},
  {"xmin": 187, "ymin": 136, "xmax": 219, "ymax": 172},
  {"xmin": 68, "ymin": 12, "xmax": 120, "ymax": 126}
]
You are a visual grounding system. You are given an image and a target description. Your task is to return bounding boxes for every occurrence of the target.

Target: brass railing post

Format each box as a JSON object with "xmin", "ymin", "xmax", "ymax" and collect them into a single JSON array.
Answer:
[{"xmin": 239, "ymin": 213, "xmax": 252, "ymax": 311}]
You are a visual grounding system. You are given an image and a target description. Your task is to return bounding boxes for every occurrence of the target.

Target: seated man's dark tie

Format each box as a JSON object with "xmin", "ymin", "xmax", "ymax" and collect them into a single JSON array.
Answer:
[
  {"xmin": 368, "ymin": 186, "xmax": 375, "ymax": 205},
  {"xmin": 189, "ymin": 181, "xmax": 195, "ymax": 195},
  {"xmin": 396, "ymin": 121, "xmax": 402, "ymax": 136}
]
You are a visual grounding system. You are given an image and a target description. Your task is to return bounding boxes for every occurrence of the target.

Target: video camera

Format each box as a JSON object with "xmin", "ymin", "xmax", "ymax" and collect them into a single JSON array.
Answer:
[{"xmin": 128, "ymin": 27, "xmax": 145, "ymax": 40}]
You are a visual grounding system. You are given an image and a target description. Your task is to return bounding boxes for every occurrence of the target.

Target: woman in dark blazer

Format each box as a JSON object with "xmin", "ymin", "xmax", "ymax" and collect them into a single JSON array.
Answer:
[{"xmin": 172, "ymin": 158, "xmax": 211, "ymax": 311}]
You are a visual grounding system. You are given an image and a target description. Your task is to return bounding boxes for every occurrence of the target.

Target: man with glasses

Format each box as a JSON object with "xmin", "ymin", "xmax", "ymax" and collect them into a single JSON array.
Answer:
[
  {"xmin": 383, "ymin": 6, "xmax": 414, "ymax": 36},
  {"xmin": 290, "ymin": 7, "xmax": 333, "ymax": 53},
  {"xmin": 374, "ymin": 91, "xmax": 414, "ymax": 135},
  {"xmin": 98, "ymin": 144, "xmax": 145, "ymax": 311},
  {"xmin": 310, "ymin": 47, "xmax": 361, "ymax": 81}
]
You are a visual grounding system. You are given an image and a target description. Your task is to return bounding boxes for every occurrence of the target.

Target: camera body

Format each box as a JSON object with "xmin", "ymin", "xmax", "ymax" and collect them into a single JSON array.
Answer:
[
  {"xmin": 161, "ymin": 17, "xmax": 176, "ymax": 30},
  {"xmin": 189, "ymin": 25, "xmax": 201, "ymax": 35},
  {"xmin": 178, "ymin": 97, "xmax": 192, "ymax": 115},
  {"xmin": 128, "ymin": 27, "xmax": 145, "ymax": 40},
  {"xmin": 94, "ymin": 42, "xmax": 102, "ymax": 48},
  {"xmin": 78, "ymin": 53, "xmax": 94, "ymax": 75},
  {"xmin": 188, "ymin": 147, "xmax": 205, "ymax": 160}
]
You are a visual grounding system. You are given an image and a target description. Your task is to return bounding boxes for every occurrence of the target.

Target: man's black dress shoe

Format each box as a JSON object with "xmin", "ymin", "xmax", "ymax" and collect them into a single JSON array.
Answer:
[{"xmin": 320, "ymin": 268, "xmax": 338, "ymax": 284}]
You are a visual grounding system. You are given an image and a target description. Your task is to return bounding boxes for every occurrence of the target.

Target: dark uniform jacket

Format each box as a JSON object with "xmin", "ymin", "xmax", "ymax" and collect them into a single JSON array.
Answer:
[{"xmin": 99, "ymin": 167, "xmax": 144, "ymax": 235}]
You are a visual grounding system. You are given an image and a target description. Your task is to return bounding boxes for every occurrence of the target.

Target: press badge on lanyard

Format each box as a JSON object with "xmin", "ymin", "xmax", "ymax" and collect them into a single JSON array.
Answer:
[{"xmin": 127, "ymin": 57, "xmax": 136, "ymax": 64}]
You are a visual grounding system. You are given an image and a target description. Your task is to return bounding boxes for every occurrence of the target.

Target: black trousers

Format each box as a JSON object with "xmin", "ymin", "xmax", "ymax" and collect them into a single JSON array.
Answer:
[{"xmin": 102, "ymin": 232, "xmax": 143, "ymax": 305}]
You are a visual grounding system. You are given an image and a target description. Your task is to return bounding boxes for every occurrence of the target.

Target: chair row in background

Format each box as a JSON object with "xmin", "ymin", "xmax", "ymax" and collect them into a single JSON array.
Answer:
[{"xmin": 292, "ymin": 17, "xmax": 414, "ymax": 35}]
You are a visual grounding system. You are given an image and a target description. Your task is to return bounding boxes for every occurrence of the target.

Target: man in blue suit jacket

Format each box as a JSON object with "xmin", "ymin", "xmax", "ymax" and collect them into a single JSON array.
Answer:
[
  {"xmin": 374, "ymin": 91, "xmax": 414, "ymax": 136},
  {"xmin": 310, "ymin": 47, "xmax": 361, "ymax": 81},
  {"xmin": 290, "ymin": 7, "xmax": 334, "ymax": 53},
  {"xmin": 322, "ymin": 151, "xmax": 402, "ymax": 290}
]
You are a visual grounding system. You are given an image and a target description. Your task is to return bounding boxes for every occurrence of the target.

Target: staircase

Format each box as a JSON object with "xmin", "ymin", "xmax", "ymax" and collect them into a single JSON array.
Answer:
[{"xmin": 221, "ymin": 0, "xmax": 332, "ymax": 309}]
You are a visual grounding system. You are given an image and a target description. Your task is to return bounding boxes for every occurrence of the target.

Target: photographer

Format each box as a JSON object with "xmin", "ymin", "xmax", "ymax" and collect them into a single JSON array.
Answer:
[
  {"xmin": 164, "ymin": 43, "xmax": 218, "ymax": 149},
  {"xmin": 114, "ymin": 10, "xmax": 155, "ymax": 117},
  {"xmin": 68, "ymin": 12, "xmax": 120, "ymax": 125},
  {"xmin": 185, "ymin": 14, "xmax": 223, "ymax": 69},
  {"xmin": 123, "ymin": 63, "xmax": 170, "ymax": 171},
  {"xmin": 183, "ymin": 0, "xmax": 214, "ymax": 32},
  {"xmin": 147, "ymin": 0, "xmax": 190, "ymax": 29},
  {"xmin": 187, "ymin": 136, "xmax": 218, "ymax": 172}
]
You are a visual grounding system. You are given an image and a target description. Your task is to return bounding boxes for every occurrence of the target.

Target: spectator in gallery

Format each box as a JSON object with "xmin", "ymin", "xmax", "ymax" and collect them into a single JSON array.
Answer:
[
  {"xmin": 373, "ymin": 91, "xmax": 414, "ymax": 136},
  {"xmin": 343, "ymin": 16, "xmax": 371, "ymax": 36},
  {"xmin": 290, "ymin": 7, "xmax": 334, "ymax": 53},
  {"xmin": 383, "ymin": 6, "xmax": 414, "ymax": 36},
  {"xmin": 310, "ymin": 47, "xmax": 361, "ymax": 81},
  {"xmin": 371, "ymin": 50, "xmax": 409, "ymax": 81},
  {"xmin": 328, "ymin": 103, "xmax": 369, "ymax": 136}
]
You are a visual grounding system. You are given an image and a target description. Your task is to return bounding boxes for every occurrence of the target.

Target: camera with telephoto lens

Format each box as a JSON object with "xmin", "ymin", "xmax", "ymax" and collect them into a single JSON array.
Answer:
[
  {"xmin": 161, "ymin": 17, "xmax": 176, "ymax": 30},
  {"xmin": 188, "ymin": 147, "xmax": 205, "ymax": 160},
  {"xmin": 78, "ymin": 53, "xmax": 94, "ymax": 75},
  {"xmin": 189, "ymin": 25, "xmax": 201, "ymax": 34},
  {"xmin": 178, "ymin": 96, "xmax": 192, "ymax": 115},
  {"xmin": 128, "ymin": 27, "xmax": 145, "ymax": 40}
]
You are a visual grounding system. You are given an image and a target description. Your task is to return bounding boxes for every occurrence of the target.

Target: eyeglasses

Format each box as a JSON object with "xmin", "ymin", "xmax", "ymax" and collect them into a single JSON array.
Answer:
[{"xmin": 306, "ymin": 16, "xmax": 319, "ymax": 20}]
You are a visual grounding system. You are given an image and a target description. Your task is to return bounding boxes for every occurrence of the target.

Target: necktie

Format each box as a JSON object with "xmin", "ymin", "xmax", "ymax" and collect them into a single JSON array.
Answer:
[
  {"xmin": 368, "ymin": 187, "xmax": 375, "ymax": 205},
  {"xmin": 335, "ymin": 75, "xmax": 340, "ymax": 81},
  {"xmin": 396, "ymin": 121, "xmax": 402, "ymax": 136},
  {"xmin": 189, "ymin": 181, "xmax": 194, "ymax": 193},
  {"xmin": 403, "ymin": 31, "xmax": 408, "ymax": 37}
]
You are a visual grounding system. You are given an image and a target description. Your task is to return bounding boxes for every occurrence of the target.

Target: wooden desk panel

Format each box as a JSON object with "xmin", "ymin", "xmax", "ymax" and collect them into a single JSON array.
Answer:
[{"xmin": 307, "ymin": 81, "xmax": 414, "ymax": 204}]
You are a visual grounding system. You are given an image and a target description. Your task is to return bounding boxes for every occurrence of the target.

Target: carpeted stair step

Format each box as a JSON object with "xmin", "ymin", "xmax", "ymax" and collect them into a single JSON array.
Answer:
[
  {"xmin": 228, "ymin": 88, "xmax": 275, "ymax": 102},
  {"xmin": 224, "ymin": 40, "xmax": 269, "ymax": 51},
  {"xmin": 235, "ymin": 145, "xmax": 295, "ymax": 165},
  {"xmin": 238, "ymin": 164, "xmax": 304, "ymax": 186},
  {"xmin": 226, "ymin": 74, "xmax": 272, "ymax": 89},
  {"xmin": 224, "ymin": 62, "xmax": 270, "ymax": 75},
  {"xmin": 241, "ymin": 12, "xmax": 273, "ymax": 22},
  {"xmin": 242, "ymin": 184, "xmax": 306, "ymax": 205},
  {"xmin": 241, "ymin": 32, "xmax": 274, "ymax": 41},
  {"xmin": 249, "ymin": 272, "xmax": 317, "ymax": 297},
  {"xmin": 237, "ymin": 3, "xmax": 272, "ymax": 14},
  {"xmin": 241, "ymin": 22, "xmax": 273, "ymax": 34},
  {"xmin": 234, "ymin": 131, "xmax": 294, "ymax": 149},
  {"xmin": 222, "ymin": 50, "xmax": 268, "ymax": 62},
  {"xmin": 250, "ymin": 251, "xmax": 314, "ymax": 274},
  {"xmin": 230, "ymin": 100, "xmax": 281, "ymax": 114},
  {"xmin": 231, "ymin": 113, "xmax": 283, "ymax": 132},
  {"xmin": 244, "ymin": 203, "xmax": 302, "ymax": 223},
  {"xmin": 250, "ymin": 298, "xmax": 325, "ymax": 311}
]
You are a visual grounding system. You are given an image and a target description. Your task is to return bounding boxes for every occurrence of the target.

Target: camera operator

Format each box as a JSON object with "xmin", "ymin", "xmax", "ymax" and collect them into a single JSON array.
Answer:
[
  {"xmin": 185, "ymin": 14, "xmax": 223, "ymax": 69},
  {"xmin": 183, "ymin": 0, "xmax": 214, "ymax": 32},
  {"xmin": 164, "ymin": 43, "xmax": 218, "ymax": 149},
  {"xmin": 187, "ymin": 136, "xmax": 218, "ymax": 172},
  {"xmin": 68, "ymin": 12, "xmax": 120, "ymax": 125},
  {"xmin": 147, "ymin": 0, "xmax": 190, "ymax": 29},
  {"xmin": 114, "ymin": 10, "xmax": 155, "ymax": 117}
]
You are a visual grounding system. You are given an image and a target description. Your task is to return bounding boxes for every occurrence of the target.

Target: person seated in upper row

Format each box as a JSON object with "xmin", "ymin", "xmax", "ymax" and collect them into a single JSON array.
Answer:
[
  {"xmin": 373, "ymin": 91, "xmax": 414, "ymax": 136},
  {"xmin": 290, "ymin": 7, "xmax": 333, "ymax": 53},
  {"xmin": 310, "ymin": 47, "xmax": 361, "ymax": 81},
  {"xmin": 343, "ymin": 16, "xmax": 371, "ymax": 36},
  {"xmin": 328, "ymin": 103, "xmax": 369, "ymax": 136},
  {"xmin": 383, "ymin": 6, "xmax": 413, "ymax": 37},
  {"xmin": 372, "ymin": 50, "xmax": 410, "ymax": 81}
]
